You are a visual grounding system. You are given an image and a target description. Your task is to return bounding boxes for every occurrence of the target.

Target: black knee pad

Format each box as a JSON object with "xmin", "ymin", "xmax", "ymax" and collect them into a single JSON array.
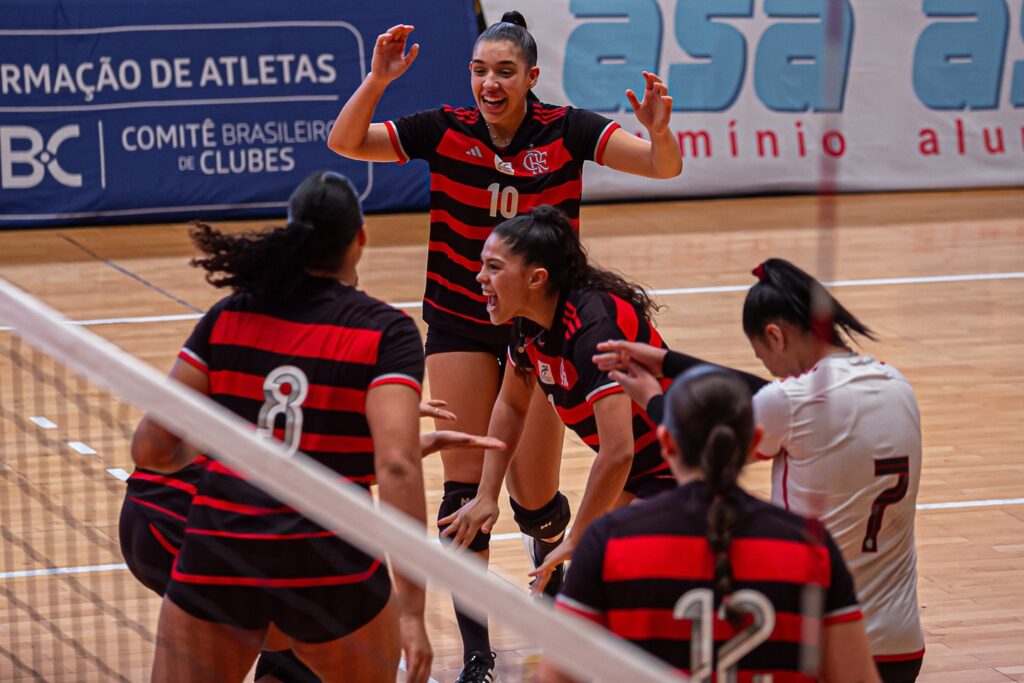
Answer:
[
  {"xmin": 437, "ymin": 481, "xmax": 491, "ymax": 553},
  {"xmin": 510, "ymin": 492, "xmax": 571, "ymax": 540}
]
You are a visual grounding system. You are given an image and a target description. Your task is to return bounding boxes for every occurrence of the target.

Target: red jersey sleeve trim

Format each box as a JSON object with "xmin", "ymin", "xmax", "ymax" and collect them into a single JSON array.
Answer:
[
  {"xmin": 368, "ymin": 374, "xmax": 423, "ymax": 394},
  {"xmin": 384, "ymin": 121, "xmax": 410, "ymax": 164},
  {"xmin": 594, "ymin": 122, "xmax": 621, "ymax": 166},
  {"xmin": 823, "ymin": 607, "xmax": 863, "ymax": 626},
  {"xmin": 178, "ymin": 347, "xmax": 208, "ymax": 374},
  {"xmin": 754, "ymin": 451, "xmax": 776, "ymax": 461}
]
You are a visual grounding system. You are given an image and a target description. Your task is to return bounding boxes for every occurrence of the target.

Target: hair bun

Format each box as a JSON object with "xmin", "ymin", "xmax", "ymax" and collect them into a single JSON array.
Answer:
[{"xmin": 501, "ymin": 10, "xmax": 527, "ymax": 28}]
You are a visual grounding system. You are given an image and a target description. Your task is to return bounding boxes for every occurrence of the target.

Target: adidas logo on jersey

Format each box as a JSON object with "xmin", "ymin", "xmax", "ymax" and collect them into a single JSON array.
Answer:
[{"xmin": 466, "ymin": 146, "xmax": 483, "ymax": 158}]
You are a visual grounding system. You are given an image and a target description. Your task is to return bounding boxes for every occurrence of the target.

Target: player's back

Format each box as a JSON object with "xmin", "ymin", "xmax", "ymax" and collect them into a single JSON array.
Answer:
[
  {"xmin": 757, "ymin": 353, "xmax": 924, "ymax": 658},
  {"xmin": 178, "ymin": 277, "xmax": 423, "ymax": 534},
  {"xmin": 556, "ymin": 481, "xmax": 862, "ymax": 679}
]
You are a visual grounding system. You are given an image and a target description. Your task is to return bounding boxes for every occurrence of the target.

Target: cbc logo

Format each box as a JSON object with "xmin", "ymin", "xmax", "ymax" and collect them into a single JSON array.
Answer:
[{"xmin": 0, "ymin": 125, "xmax": 83, "ymax": 189}]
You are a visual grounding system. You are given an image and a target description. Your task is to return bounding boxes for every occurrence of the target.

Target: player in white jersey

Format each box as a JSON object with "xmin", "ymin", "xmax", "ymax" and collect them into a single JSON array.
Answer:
[
  {"xmin": 742, "ymin": 259, "xmax": 924, "ymax": 681},
  {"xmin": 593, "ymin": 258, "xmax": 925, "ymax": 683}
]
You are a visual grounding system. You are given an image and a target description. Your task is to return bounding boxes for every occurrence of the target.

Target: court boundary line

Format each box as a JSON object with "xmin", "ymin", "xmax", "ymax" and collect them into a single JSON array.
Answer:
[{"xmin": 1, "ymin": 270, "xmax": 1020, "ymax": 332}]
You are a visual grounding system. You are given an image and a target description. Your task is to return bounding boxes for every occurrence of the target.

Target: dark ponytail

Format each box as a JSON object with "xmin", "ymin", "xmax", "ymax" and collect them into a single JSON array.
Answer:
[
  {"xmin": 190, "ymin": 171, "xmax": 363, "ymax": 304},
  {"xmin": 663, "ymin": 365, "xmax": 754, "ymax": 627},
  {"xmin": 492, "ymin": 205, "xmax": 660, "ymax": 319},
  {"xmin": 742, "ymin": 258, "xmax": 876, "ymax": 347},
  {"xmin": 477, "ymin": 10, "xmax": 538, "ymax": 68}
]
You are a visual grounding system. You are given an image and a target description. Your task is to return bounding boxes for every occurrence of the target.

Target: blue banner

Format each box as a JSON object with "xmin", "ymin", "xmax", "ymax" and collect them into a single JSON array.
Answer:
[{"xmin": 0, "ymin": 1, "xmax": 479, "ymax": 226}]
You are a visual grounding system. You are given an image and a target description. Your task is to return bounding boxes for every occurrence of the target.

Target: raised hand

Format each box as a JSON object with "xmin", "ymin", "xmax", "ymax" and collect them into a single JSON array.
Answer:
[
  {"xmin": 625, "ymin": 71, "xmax": 673, "ymax": 134},
  {"xmin": 371, "ymin": 24, "xmax": 420, "ymax": 83}
]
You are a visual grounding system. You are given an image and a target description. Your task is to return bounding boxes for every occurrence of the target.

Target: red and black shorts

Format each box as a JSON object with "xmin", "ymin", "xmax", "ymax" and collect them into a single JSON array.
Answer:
[
  {"xmin": 165, "ymin": 531, "xmax": 391, "ymax": 643},
  {"xmin": 118, "ymin": 494, "xmax": 181, "ymax": 596}
]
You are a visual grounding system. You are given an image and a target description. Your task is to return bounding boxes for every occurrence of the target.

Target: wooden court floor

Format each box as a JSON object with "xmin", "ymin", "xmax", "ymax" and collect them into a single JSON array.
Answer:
[{"xmin": 1, "ymin": 188, "xmax": 1022, "ymax": 681}]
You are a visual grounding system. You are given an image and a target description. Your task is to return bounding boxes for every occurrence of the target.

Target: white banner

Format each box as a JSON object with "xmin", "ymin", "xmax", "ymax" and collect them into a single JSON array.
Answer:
[{"xmin": 481, "ymin": 0, "xmax": 1024, "ymax": 199}]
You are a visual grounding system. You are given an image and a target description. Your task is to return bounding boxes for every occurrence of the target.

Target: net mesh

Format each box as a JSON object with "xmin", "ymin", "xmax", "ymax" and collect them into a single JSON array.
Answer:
[
  {"xmin": 0, "ymin": 278, "xmax": 679, "ymax": 682},
  {"xmin": 0, "ymin": 334, "xmax": 153, "ymax": 682}
]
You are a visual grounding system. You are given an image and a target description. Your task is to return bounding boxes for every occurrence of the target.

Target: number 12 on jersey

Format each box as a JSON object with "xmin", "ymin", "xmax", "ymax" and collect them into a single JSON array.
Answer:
[{"xmin": 674, "ymin": 587, "xmax": 777, "ymax": 682}]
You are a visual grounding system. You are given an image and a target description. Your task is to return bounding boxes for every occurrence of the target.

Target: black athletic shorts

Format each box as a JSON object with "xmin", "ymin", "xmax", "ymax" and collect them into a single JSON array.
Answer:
[
  {"xmin": 165, "ymin": 534, "xmax": 392, "ymax": 643},
  {"xmin": 623, "ymin": 472, "xmax": 677, "ymax": 500},
  {"xmin": 876, "ymin": 656, "xmax": 923, "ymax": 683},
  {"xmin": 118, "ymin": 495, "xmax": 179, "ymax": 596},
  {"xmin": 424, "ymin": 325, "xmax": 509, "ymax": 364}
]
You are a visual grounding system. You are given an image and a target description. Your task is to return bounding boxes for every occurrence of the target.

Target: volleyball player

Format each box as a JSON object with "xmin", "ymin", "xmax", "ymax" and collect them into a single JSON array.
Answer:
[
  {"xmin": 328, "ymin": 14, "xmax": 681, "ymax": 676},
  {"xmin": 120, "ymin": 407, "xmax": 499, "ymax": 683},
  {"xmin": 595, "ymin": 258, "xmax": 926, "ymax": 683},
  {"xmin": 439, "ymin": 205, "xmax": 677, "ymax": 597},
  {"xmin": 130, "ymin": 171, "xmax": 432, "ymax": 683},
  {"xmin": 539, "ymin": 365, "xmax": 879, "ymax": 682}
]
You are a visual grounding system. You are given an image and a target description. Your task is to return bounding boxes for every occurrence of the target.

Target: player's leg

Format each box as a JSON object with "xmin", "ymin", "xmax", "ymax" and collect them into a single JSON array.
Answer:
[
  {"xmin": 286, "ymin": 598, "xmax": 399, "ymax": 682},
  {"xmin": 426, "ymin": 342, "xmax": 502, "ymax": 678},
  {"xmin": 152, "ymin": 595, "xmax": 265, "ymax": 682},
  {"xmin": 506, "ymin": 384, "xmax": 568, "ymax": 598}
]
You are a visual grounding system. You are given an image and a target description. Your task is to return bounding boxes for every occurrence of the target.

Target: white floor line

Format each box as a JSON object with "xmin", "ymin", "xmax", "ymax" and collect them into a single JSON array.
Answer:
[
  {"xmin": 1, "ymin": 563, "xmax": 128, "ymax": 579},
  {"xmin": 29, "ymin": 416, "xmax": 57, "ymax": 429},
  {"xmin": 3, "ymin": 496, "xmax": 1021, "ymax": 581},
  {"xmin": 66, "ymin": 441, "xmax": 97, "ymax": 455},
  {"xmin": 106, "ymin": 467, "xmax": 130, "ymax": 481},
  {"xmin": 0, "ymin": 271, "xmax": 1020, "ymax": 331},
  {"xmin": 916, "ymin": 497, "xmax": 1024, "ymax": 510}
]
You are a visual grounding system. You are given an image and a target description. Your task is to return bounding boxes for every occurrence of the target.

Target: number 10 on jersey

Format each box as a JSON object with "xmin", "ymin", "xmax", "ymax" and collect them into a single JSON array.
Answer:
[{"xmin": 487, "ymin": 183, "xmax": 519, "ymax": 219}]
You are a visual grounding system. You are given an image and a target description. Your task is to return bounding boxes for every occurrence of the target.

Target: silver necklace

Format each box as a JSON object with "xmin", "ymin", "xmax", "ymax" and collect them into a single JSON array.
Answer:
[{"xmin": 486, "ymin": 122, "xmax": 514, "ymax": 147}]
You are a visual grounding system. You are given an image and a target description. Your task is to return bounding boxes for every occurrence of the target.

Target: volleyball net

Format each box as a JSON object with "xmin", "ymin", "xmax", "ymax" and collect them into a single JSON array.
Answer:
[{"xmin": 0, "ymin": 277, "xmax": 681, "ymax": 681}]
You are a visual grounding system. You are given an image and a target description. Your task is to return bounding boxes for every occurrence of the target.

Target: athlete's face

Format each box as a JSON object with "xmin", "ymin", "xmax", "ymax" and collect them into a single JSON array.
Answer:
[
  {"xmin": 478, "ymin": 234, "xmax": 546, "ymax": 325},
  {"xmin": 469, "ymin": 40, "xmax": 539, "ymax": 129},
  {"xmin": 748, "ymin": 324, "xmax": 800, "ymax": 377}
]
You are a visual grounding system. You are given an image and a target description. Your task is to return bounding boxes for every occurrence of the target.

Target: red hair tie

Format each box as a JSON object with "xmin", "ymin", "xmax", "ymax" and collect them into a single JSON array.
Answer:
[{"xmin": 752, "ymin": 262, "xmax": 767, "ymax": 281}]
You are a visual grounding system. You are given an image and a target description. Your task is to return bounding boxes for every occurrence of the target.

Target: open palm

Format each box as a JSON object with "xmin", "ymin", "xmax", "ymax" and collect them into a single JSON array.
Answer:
[
  {"xmin": 626, "ymin": 71, "xmax": 673, "ymax": 134},
  {"xmin": 371, "ymin": 24, "xmax": 420, "ymax": 83}
]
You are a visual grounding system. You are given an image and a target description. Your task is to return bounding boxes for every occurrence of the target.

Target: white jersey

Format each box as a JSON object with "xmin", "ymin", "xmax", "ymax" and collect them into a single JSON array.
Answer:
[{"xmin": 753, "ymin": 353, "xmax": 925, "ymax": 660}]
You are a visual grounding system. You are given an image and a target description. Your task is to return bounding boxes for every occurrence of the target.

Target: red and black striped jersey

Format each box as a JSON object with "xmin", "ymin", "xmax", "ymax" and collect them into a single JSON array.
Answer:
[
  {"xmin": 556, "ymin": 482, "xmax": 862, "ymax": 680},
  {"xmin": 386, "ymin": 102, "xmax": 619, "ymax": 344},
  {"xmin": 510, "ymin": 288, "xmax": 671, "ymax": 489},
  {"xmin": 175, "ymin": 278, "xmax": 423, "ymax": 547},
  {"xmin": 125, "ymin": 459, "xmax": 206, "ymax": 552}
]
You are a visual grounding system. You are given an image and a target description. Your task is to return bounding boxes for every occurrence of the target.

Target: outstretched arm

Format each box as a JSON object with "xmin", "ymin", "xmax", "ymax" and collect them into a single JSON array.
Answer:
[
  {"xmin": 328, "ymin": 24, "xmax": 420, "ymax": 161},
  {"xmin": 601, "ymin": 71, "xmax": 682, "ymax": 179}
]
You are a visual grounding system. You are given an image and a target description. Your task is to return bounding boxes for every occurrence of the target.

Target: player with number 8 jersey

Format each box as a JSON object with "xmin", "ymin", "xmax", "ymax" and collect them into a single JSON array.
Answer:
[{"xmin": 131, "ymin": 171, "xmax": 433, "ymax": 682}]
